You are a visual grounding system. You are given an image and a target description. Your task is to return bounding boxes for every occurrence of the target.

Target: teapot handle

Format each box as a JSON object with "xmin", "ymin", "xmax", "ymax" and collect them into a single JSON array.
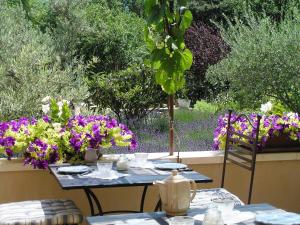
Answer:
[{"xmin": 190, "ymin": 180, "xmax": 197, "ymax": 202}]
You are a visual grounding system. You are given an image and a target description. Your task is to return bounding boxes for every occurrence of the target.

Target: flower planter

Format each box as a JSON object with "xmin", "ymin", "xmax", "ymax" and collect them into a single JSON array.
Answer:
[
  {"xmin": 214, "ymin": 112, "xmax": 300, "ymax": 154},
  {"xmin": 261, "ymin": 134, "xmax": 300, "ymax": 153}
]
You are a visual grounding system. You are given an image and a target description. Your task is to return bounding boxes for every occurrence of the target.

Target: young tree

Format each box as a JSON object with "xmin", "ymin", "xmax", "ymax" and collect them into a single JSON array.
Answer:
[{"xmin": 144, "ymin": 0, "xmax": 193, "ymax": 155}]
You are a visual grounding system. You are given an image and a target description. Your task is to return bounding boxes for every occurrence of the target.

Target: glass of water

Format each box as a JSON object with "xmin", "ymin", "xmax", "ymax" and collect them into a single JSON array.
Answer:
[
  {"xmin": 134, "ymin": 153, "xmax": 148, "ymax": 163},
  {"xmin": 96, "ymin": 161, "xmax": 113, "ymax": 177},
  {"xmin": 211, "ymin": 195, "xmax": 235, "ymax": 216}
]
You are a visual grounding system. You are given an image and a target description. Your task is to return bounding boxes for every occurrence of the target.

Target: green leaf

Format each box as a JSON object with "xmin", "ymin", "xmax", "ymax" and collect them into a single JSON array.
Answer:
[
  {"xmin": 178, "ymin": 0, "xmax": 187, "ymax": 6},
  {"xmin": 148, "ymin": 5, "xmax": 162, "ymax": 24},
  {"xmin": 151, "ymin": 49, "xmax": 164, "ymax": 69},
  {"xmin": 61, "ymin": 102, "xmax": 71, "ymax": 125},
  {"xmin": 145, "ymin": 0, "xmax": 156, "ymax": 16},
  {"xmin": 50, "ymin": 98, "xmax": 60, "ymax": 122},
  {"xmin": 179, "ymin": 10, "xmax": 193, "ymax": 31},
  {"xmin": 144, "ymin": 28, "xmax": 155, "ymax": 51},
  {"xmin": 178, "ymin": 49, "xmax": 193, "ymax": 71},
  {"xmin": 155, "ymin": 69, "xmax": 168, "ymax": 84},
  {"xmin": 163, "ymin": 79, "xmax": 176, "ymax": 95}
]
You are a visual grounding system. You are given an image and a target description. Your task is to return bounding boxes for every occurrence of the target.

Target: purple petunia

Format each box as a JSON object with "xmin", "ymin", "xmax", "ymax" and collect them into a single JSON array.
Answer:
[{"xmin": 213, "ymin": 112, "xmax": 300, "ymax": 150}]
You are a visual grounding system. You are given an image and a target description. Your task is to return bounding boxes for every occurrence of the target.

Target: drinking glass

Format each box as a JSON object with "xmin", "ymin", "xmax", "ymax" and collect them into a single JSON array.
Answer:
[
  {"xmin": 96, "ymin": 161, "xmax": 113, "ymax": 176},
  {"xmin": 134, "ymin": 153, "xmax": 148, "ymax": 163},
  {"xmin": 211, "ymin": 196, "xmax": 235, "ymax": 215},
  {"xmin": 169, "ymin": 216, "xmax": 194, "ymax": 225}
]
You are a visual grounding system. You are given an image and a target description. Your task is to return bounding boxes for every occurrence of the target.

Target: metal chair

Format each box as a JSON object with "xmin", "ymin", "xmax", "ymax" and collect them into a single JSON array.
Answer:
[
  {"xmin": 0, "ymin": 199, "xmax": 83, "ymax": 225},
  {"xmin": 191, "ymin": 110, "xmax": 261, "ymax": 208},
  {"xmin": 221, "ymin": 110, "xmax": 262, "ymax": 204}
]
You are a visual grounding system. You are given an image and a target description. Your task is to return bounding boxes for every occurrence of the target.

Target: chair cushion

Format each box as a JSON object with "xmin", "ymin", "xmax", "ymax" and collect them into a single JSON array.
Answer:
[
  {"xmin": 0, "ymin": 199, "xmax": 83, "ymax": 225},
  {"xmin": 190, "ymin": 188, "xmax": 244, "ymax": 209}
]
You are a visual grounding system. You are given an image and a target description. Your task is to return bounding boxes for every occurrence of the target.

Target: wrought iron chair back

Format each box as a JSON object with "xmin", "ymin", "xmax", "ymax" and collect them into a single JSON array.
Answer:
[{"xmin": 221, "ymin": 110, "xmax": 262, "ymax": 204}]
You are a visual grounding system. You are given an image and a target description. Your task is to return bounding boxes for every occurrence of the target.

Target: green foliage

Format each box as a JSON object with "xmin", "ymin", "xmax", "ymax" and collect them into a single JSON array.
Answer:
[
  {"xmin": 81, "ymin": 1, "xmax": 147, "ymax": 73},
  {"xmin": 33, "ymin": 0, "xmax": 147, "ymax": 74},
  {"xmin": 194, "ymin": 100, "xmax": 219, "ymax": 115},
  {"xmin": 207, "ymin": 10, "xmax": 300, "ymax": 112},
  {"xmin": 0, "ymin": 3, "xmax": 88, "ymax": 121},
  {"xmin": 188, "ymin": 0, "xmax": 299, "ymax": 24},
  {"xmin": 144, "ymin": 0, "xmax": 193, "ymax": 94},
  {"xmin": 87, "ymin": 66, "xmax": 166, "ymax": 125},
  {"xmin": 175, "ymin": 109, "xmax": 203, "ymax": 123},
  {"xmin": 48, "ymin": 98, "xmax": 72, "ymax": 125}
]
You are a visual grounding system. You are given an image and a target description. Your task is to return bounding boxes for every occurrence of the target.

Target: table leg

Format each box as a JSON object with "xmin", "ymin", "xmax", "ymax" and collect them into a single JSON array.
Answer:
[
  {"xmin": 84, "ymin": 188, "xmax": 104, "ymax": 216},
  {"xmin": 84, "ymin": 185, "xmax": 150, "ymax": 216},
  {"xmin": 140, "ymin": 185, "xmax": 149, "ymax": 212},
  {"xmin": 154, "ymin": 199, "xmax": 162, "ymax": 211}
]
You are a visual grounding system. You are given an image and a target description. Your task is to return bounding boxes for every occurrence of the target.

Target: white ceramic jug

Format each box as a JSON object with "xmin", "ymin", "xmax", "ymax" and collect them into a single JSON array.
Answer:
[{"xmin": 154, "ymin": 170, "xmax": 197, "ymax": 216}]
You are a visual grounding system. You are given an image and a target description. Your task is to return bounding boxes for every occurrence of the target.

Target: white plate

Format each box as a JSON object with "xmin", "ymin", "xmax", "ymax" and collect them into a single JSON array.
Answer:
[
  {"xmin": 57, "ymin": 166, "xmax": 90, "ymax": 174},
  {"xmin": 154, "ymin": 163, "xmax": 187, "ymax": 170}
]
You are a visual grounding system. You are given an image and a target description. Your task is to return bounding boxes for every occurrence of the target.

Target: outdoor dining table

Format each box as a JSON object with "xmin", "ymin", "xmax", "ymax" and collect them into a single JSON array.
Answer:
[
  {"xmin": 48, "ymin": 161, "xmax": 213, "ymax": 216},
  {"xmin": 86, "ymin": 203, "xmax": 300, "ymax": 225}
]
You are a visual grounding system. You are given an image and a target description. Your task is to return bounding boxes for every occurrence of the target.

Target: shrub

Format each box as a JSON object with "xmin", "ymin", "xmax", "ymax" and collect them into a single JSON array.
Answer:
[
  {"xmin": 207, "ymin": 11, "xmax": 300, "ymax": 113},
  {"xmin": 184, "ymin": 21, "xmax": 230, "ymax": 102},
  {"xmin": 188, "ymin": 0, "xmax": 299, "ymax": 24},
  {"xmin": 194, "ymin": 100, "xmax": 219, "ymax": 115},
  {"xmin": 36, "ymin": 0, "xmax": 146, "ymax": 74},
  {"xmin": 87, "ymin": 66, "xmax": 166, "ymax": 125},
  {"xmin": 0, "ymin": 4, "xmax": 88, "ymax": 121}
]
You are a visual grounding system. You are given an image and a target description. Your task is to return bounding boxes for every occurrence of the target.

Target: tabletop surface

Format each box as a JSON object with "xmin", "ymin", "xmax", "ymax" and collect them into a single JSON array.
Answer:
[
  {"xmin": 48, "ymin": 162, "xmax": 213, "ymax": 190},
  {"xmin": 87, "ymin": 204, "xmax": 289, "ymax": 225}
]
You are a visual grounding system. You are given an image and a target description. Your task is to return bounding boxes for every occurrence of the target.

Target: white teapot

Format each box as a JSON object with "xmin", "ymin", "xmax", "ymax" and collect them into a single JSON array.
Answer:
[{"xmin": 154, "ymin": 170, "xmax": 197, "ymax": 216}]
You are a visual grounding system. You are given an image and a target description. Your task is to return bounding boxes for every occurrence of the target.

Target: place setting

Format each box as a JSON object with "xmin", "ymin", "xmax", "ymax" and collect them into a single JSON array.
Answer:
[{"xmin": 56, "ymin": 162, "xmax": 129, "ymax": 180}]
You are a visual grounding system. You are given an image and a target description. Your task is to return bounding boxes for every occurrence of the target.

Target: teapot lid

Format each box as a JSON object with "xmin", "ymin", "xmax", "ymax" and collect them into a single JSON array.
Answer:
[{"xmin": 164, "ymin": 170, "xmax": 189, "ymax": 183}]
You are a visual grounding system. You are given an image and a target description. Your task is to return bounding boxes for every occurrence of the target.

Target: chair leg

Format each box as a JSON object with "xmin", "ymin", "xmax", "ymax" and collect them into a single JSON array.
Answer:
[{"xmin": 248, "ymin": 155, "xmax": 257, "ymax": 204}]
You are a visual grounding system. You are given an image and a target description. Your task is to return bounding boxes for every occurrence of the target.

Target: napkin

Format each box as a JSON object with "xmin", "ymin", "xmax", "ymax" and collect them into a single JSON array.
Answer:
[
  {"xmin": 194, "ymin": 210, "xmax": 256, "ymax": 225},
  {"xmin": 81, "ymin": 170, "xmax": 129, "ymax": 180}
]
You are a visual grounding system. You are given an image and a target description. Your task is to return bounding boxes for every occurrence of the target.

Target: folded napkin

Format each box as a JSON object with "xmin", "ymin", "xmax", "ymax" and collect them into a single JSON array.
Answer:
[
  {"xmin": 80, "ymin": 170, "xmax": 129, "ymax": 180},
  {"xmin": 194, "ymin": 210, "xmax": 256, "ymax": 225}
]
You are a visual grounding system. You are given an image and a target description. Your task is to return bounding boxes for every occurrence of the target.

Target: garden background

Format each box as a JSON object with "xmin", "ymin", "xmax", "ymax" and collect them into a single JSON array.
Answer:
[{"xmin": 1, "ymin": 0, "xmax": 299, "ymax": 154}]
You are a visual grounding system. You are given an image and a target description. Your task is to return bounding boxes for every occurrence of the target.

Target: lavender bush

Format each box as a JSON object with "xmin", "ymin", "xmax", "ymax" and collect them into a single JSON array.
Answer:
[{"xmin": 129, "ymin": 109, "xmax": 218, "ymax": 153}]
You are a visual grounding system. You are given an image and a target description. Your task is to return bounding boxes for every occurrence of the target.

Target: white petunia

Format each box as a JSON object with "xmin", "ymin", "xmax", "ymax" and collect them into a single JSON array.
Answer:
[
  {"xmin": 260, "ymin": 101, "xmax": 273, "ymax": 113},
  {"xmin": 57, "ymin": 101, "xmax": 64, "ymax": 109},
  {"xmin": 41, "ymin": 96, "xmax": 51, "ymax": 104},
  {"xmin": 42, "ymin": 104, "xmax": 50, "ymax": 114}
]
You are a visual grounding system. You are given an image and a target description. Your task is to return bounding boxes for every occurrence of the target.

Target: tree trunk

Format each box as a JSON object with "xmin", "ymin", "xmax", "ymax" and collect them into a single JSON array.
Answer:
[{"xmin": 168, "ymin": 95, "xmax": 174, "ymax": 155}]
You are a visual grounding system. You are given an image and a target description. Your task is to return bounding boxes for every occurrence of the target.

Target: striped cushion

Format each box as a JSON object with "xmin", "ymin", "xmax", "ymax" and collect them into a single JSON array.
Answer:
[
  {"xmin": 190, "ymin": 188, "xmax": 244, "ymax": 209},
  {"xmin": 0, "ymin": 199, "xmax": 83, "ymax": 225}
]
